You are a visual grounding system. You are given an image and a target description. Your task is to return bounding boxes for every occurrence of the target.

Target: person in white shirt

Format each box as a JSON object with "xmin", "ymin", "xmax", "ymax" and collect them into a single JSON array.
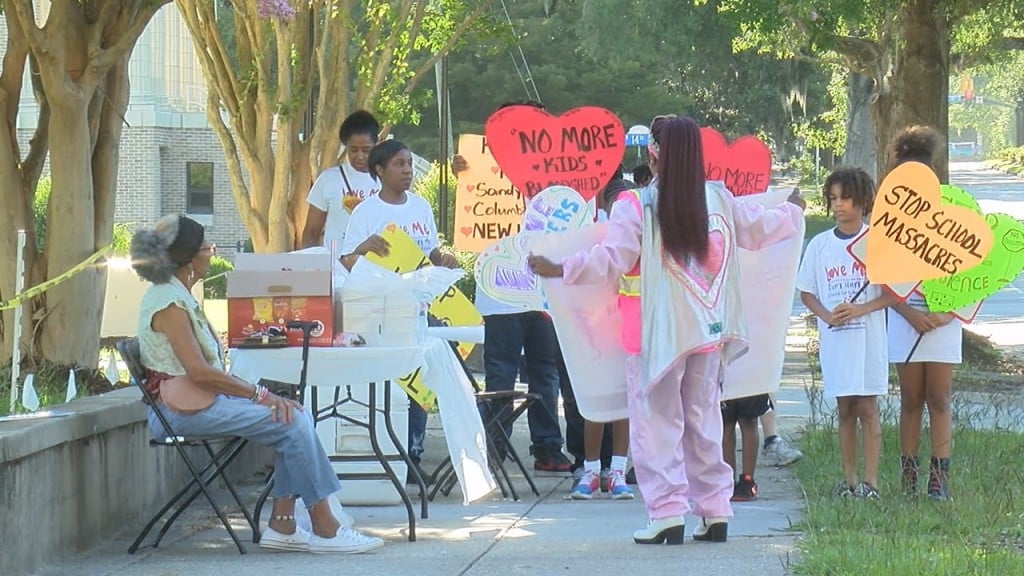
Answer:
[
  {"xmin": 885, "ymin": 126, "xmax": 960, "ymax": 501},
  {"xmin": 302, "ymin": 110, "xmax": 383, "ymax": 250},
  {"xmin": 339, "ymin": 139, "xmax": 459, "ymax": 482},
  {"xmin": 797, "ymin": 167, "xmax": 894, "ymax": 500},
  {"xmin": 339, "ymin": 139, "xmax": 458, "ymax": 269}
]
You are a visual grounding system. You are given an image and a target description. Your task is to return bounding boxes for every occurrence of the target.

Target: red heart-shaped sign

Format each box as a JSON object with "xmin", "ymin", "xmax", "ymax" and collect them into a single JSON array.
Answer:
[
  {"xmin": 485, "ymin": 106, "xmax": 625, "ymax": 202},
  {"xmin": 699, "ymin": 127, "xmax": 771, "ymax": 197}
]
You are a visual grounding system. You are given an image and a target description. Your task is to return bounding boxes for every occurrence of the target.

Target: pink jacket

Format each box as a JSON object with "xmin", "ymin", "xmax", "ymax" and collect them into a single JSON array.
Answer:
[{"xmin": 562, "ymin": 189, "xmax": 801, "ymax": 355}]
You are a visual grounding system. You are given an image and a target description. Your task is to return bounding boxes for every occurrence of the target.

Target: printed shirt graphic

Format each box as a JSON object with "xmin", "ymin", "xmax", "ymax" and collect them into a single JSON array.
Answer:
[
  {"xmin": 796, "ymin": 226, "xmax": 888, "ymax": 398},
  {"xmin": 341, "ymin": 192, "xmax": 439, "ymax": 257},
  {"xmin": 306, "ymin": 163, "xmax": 381, "ymax": 247}
]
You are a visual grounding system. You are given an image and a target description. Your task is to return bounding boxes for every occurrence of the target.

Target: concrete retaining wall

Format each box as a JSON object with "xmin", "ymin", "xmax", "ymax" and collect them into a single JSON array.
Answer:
[{"xmin": 0, "ymin": 388, "xmax": 272, "ymax": 576}]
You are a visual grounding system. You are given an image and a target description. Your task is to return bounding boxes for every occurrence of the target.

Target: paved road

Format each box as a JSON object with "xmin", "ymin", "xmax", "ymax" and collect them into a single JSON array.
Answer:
[
  {"xmin": 948, "ymin": 162, "xmax": 1024, "ymax": 323},
  {"xmin": 792, "ymin": 161, "xmax": 1024, "ymax": 330}
]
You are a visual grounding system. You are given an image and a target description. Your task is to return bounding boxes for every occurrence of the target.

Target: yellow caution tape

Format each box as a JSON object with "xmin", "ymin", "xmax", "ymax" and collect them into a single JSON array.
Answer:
[{"xmin": 0, "ymin": 245, "xmax": 113, "ymax": 311}]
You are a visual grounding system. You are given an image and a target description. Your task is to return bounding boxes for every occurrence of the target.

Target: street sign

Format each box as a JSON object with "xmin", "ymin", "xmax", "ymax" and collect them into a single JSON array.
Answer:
[
  {"xmin": 625, "ymin": 133, "xmax": 649, "ymax": 147},
  {"xmin": 625, "ymin": 124, "xmax": 650, "ymax": 147}
]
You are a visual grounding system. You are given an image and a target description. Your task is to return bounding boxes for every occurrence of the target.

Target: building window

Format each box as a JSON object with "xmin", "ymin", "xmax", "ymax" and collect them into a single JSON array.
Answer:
[{"xmin": 186, "ymin": 161, "xmax": 214, "ymax": 215}]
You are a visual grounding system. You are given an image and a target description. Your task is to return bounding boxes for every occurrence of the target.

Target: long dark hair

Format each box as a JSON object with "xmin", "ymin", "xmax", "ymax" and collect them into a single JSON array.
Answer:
[{"xmin": 653, "ymin": 116, "xmax": 708, "ymax": 263}]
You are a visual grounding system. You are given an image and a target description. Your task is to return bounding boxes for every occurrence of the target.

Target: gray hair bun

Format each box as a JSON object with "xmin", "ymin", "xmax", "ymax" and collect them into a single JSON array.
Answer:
[{"xmin": 131, "ymin": 215, "xmax": 181, "ymax": 284}]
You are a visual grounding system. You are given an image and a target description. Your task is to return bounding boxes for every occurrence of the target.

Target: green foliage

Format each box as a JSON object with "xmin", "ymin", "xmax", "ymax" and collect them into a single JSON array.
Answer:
[
  {"xmin": 453, "ymin": 249, "xmax": 477, "ymax": 302},
  {"xmin": 793, "ymin": 426, "xmax": 1024, "ymax": 575},
  {"xmin": 992, "ymin": 146, "xmax": 1024, "ymax": 175},
  {"xmin": 393, "ymin": 0, "xmax": 695, "ymax": 160},
  {"xmin": 111, "ymin": 223, "xmax": 132, "ymax": 256},
  {"xmin": 792, "ymin": 67, "xmax": 848, "ymax": 156},
  {"xmin": 950, "ymin": 50, "xmax": 1024, "ymax": 157},
  {"xmin": 413, "ymin": 161, "xmax": 457, "ymax": 240},
  {"xmin": 413, "ymin": 160, "xmax": 477, "ymax": 299},
  {"xmin": 203, "ymin": 256, "xmax": 234, "ymax": 299},
  {"xmin": 33, "ymin": 176, "xmax": 130, "ymax": 255},
  {"xmin": 0, "ymin": 361, "xmax": 126, "ymax": 416},
  {"xmin": 32, "ymin": 176, "xmax": 50, "ymax": 249}
]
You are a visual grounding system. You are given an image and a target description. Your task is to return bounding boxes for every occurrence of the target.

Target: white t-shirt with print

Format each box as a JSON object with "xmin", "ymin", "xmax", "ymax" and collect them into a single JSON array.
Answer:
[
  {"xmin": 341, "ymin": 192, "xmax": 439, "ymax": 257},
  {"xmin": 306, "ymin": 163, "xmax": 381, "ymax": 248},
  {"xmin": 796, "ymin": 226, "xmax": 889, "ymax": 398}
]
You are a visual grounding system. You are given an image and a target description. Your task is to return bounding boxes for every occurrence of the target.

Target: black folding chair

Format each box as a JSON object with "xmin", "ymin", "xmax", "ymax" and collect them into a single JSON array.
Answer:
[
  {"xmin": 116, "ymin": 338, "xmax": 257, "ymax": 555},
  {"xmin": 428, "ymin": 341, "xmax": 542, "ymax": 501}
]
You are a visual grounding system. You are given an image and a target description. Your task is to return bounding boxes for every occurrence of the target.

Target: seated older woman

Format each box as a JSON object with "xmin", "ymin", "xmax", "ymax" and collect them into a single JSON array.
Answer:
[{"xmin": 131, "ymin": 214, "xmax": 382, "ymax": 555}]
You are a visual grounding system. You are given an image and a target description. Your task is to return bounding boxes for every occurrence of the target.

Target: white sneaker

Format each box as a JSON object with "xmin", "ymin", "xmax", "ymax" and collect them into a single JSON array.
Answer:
[
  {"xmin": 761, "ymin": 436, "xmax": 803, "ymax": 467},
  {"xmin": 308, "ymin": 526, "xmax": 384, "ymax": 554},
  {"xmin": 259, "ymin": 525, "xmax": 311, "ymax": 552}
]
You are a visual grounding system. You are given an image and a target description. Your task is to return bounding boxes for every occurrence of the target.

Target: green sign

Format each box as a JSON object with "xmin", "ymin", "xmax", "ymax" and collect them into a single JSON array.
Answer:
[{"xmin": 922, "ymin": 203, "xmax": 1024, "ymax": 312}]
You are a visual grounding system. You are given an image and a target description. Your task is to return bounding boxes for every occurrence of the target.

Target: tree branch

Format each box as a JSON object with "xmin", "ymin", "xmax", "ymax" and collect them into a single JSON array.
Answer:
[
  {"xmin": 8, "ymin": 0, "xmax": 48, "ymax": 55},
  {"xmin": 401, "ymin": 2, "xmax": 491, "ymax": 97},
  {"xmin": 81, "ymin": 1, "xmax": 170, "ymax": 89},
  {"xmin": 205, "ymin": 91, "xmax": 266, "ymax": 246},
  {"xmin": 364, "ymin": 0, "xmax": 416, "ymax": 103},
  {"xmin": 831, "ymin": 35, "xmax": 883, "ymax": 77}
]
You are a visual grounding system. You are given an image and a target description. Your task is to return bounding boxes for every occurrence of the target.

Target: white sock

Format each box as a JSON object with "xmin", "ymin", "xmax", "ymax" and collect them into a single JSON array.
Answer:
[
  {"xmin": 611, "ymin": 455, "xmax": 628, "ymax": 473},
  {"xmin": 584, "ymin": 459, "xmax": 601, "ymax": 474}
]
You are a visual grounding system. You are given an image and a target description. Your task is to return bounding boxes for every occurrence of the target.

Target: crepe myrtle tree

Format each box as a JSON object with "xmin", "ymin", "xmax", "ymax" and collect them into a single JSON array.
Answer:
[
  {"xmin": 175, "ymin": 0, "xmax": 505, "ymax": 253},
  {"xmin": 0, "ymin": 0, "xmax": 169, "ymax": 369}
]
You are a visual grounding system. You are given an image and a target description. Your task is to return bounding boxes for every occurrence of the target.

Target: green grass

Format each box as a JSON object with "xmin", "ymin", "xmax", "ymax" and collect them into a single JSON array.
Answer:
[
  {"xmin": 792, "ymin": 425, "xmax": 1024, "ymax": 575},
  {"xmin": 0, "ymin": 355, "xmax": 126, "ymax": 416}
]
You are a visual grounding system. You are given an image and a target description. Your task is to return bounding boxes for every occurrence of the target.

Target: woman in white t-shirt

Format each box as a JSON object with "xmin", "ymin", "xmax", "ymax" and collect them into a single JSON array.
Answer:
[
  {"xmin": 338, "ymin": 139, "xmax": 459, "ymax": 483},
  {"xmin": 302, "ymin": 111, "xmax": 383, "ymax": 249},
  {"xmin": 885, "ymin": 126, "xmax": 959, "ymax": 501},
  {"xmin": 339, "ymin": 139, "xmax": 458, "ymax": 269}
]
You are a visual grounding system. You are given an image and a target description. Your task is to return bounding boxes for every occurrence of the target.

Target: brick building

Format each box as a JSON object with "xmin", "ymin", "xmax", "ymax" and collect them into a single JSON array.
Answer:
[{"xmin": 6, "ymin": 3, "xmax": 251, "ymax": 255}]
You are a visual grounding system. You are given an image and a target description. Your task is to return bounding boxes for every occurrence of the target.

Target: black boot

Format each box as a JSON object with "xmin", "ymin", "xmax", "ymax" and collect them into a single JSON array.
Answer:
[
  {"xmin": 927, "ymin": 457, "xmax": 950, "ymax": 501},
  {"xmin": 901, "ymin": 456, "xmax": 919, "ymax": 495}
]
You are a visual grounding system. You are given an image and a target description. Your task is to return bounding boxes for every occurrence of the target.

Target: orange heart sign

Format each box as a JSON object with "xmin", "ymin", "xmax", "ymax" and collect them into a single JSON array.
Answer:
[{"xmin": 866, "ymin": 162, "xmax": 993, "ymax": 284}]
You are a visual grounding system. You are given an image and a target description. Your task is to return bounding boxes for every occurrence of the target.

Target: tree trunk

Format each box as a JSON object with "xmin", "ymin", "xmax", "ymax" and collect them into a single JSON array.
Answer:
[
  {"xmin": 872, "ymin": 0, "xmax": 950, "ymax": 182},
  {"xmin": 843, "ymin": 72, "xmax": 878, "ymax": 182},
  {"xmin": 37, "ymin": 101, "xmax": 105, "ymax": 367}
]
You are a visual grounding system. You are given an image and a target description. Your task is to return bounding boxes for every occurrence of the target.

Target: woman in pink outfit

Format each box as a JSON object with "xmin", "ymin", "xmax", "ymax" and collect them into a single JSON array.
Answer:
[{"xmin": 529, "ymin": 116, "xmax": 804, "ymax": 545}]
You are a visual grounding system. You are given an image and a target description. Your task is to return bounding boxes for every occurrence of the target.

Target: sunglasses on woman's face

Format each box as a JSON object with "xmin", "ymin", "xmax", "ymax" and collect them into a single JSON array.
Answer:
[{"xmin": 199, "ymin": 243, "xmax": 217, "ymax": 255}]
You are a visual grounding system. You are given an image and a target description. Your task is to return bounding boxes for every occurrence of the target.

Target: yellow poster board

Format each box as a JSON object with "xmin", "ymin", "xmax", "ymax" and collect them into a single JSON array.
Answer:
[
  {"xmin": 453, "ymin": 134, "xmax": 524, "ymax": 252},
  {"xmin": 366, "ymin": 225, "xmax": 484, "ymax": 408}
]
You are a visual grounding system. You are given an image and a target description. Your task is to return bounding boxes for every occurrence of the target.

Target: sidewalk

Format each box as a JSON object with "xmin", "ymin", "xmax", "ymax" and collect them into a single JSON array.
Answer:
[{"xmin": 32, "ymin": 353, "xmax": 813, "ymax": 576}]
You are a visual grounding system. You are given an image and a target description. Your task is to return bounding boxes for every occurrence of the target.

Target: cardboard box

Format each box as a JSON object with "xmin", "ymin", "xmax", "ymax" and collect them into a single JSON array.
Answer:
[
  {"xmin": 341, "ymin": 291, "xmax": 419, "ymax": 347},
  {"xmin": 227, "ymin": 253, "xmax": 334, "ymax": 348}
]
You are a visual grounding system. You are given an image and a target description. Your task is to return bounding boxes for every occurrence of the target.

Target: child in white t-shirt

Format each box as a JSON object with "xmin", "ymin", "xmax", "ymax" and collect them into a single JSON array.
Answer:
[
  {"xmin": 302, "ymin": 111, "xmax": 382, "ymax": 249},
  {"xmin": 797, "ymin": 167, "xmax": 893, "ymax": 499},
  {"xmin": 884, "ymin": 126, "xmax": 960, "ymax": 500}
]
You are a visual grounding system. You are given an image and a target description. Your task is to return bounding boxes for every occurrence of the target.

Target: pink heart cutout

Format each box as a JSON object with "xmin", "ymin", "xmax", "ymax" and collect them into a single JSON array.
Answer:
[{"xmin": 665, "ymin": 215, "xmax": 731, "ymax": 308}]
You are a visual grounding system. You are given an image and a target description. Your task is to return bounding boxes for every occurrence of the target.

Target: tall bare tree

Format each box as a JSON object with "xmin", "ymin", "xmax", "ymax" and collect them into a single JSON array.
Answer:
[
  {"xmin": 175, "ymin": 0, "xmax": 503, "ymax": 253},
  {"xmin": 1, "ymin": 0, "xmax": 168, "ymax": 369}
]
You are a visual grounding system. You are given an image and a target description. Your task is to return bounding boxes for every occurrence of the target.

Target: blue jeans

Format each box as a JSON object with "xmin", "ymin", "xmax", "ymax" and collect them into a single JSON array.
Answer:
[
  {"xmin": 483, "ymin": 312, "xmax": 564, "ymax": 453},
  {"xmin": 408, "ymin": 400, "xmax": 426, "ymax": 466},
  {"xmin": 148, "ymin": 396, "xmax": 341, "ymax": 505}
]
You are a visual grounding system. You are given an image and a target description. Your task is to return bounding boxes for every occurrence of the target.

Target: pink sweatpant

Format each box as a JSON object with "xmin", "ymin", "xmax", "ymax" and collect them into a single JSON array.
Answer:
[{"xmin": 626, "ymin": 351, "xmax": 734, "ymax": 520}]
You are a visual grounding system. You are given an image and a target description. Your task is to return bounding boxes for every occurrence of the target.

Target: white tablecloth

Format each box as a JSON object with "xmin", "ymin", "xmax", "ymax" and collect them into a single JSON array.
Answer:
[
  {"xmin": 229, "ymin": 339, "xmax": 495, "ymax": 504},
  {"xmin": 230, "ymin": 345, "xmax": 427, "ymax": 390}
]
